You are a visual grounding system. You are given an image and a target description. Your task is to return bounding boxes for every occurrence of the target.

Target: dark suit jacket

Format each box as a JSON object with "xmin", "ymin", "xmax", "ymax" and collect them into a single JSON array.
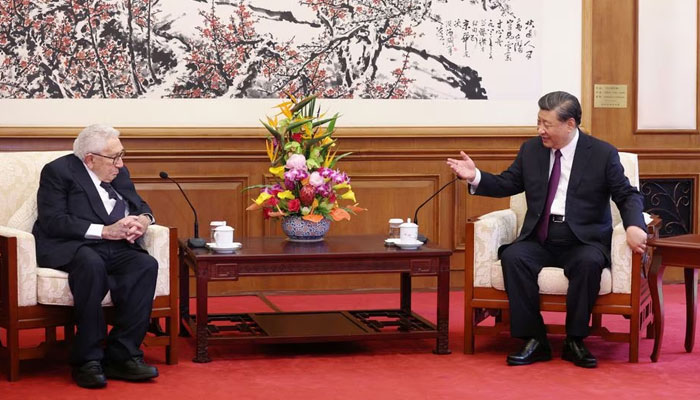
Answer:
[
  {"xmin": 474, "ymin": 132, "xmax": 646, "ymax": 262},
  {"xmin": 32, "ymin": 154, "xmax": 152, "ymax": 268}
]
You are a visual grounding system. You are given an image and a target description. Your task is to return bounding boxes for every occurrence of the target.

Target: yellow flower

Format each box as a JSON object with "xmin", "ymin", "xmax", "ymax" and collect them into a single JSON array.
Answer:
[
  {"xmin": 341, "ymin": 190, "xmax": 356, "ymax": 203},
  {"xmin": 253, "ymin": 192, "xmax": 272, "ymax": 205},
  {"xmin": 269, "ymin": 165, "xmax": 285, "ymax": 178},
  {"xmin": 333, "ymin": 183, "xmax": 350, "ymax": 190},
  {"xmin": 303, "ymin": 124, "xmax": 313, "ymax": 139},
  {"xmin": 266, "ymin": 115, "xmax": 278, "ymax": 128},
  {"xmin": 266, "ymin": 140, "xmax": 279, "ymax": 163},
  {"xmin": 277, "ymin": 190, "xmax": 295, "ymax": 200}
]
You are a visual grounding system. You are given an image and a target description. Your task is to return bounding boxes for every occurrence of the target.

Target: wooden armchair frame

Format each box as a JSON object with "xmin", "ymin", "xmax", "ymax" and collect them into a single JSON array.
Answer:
[
  {"xmin": 0, "ymin": 228, "xmax": 179, "ymax": 381},
  {"xmin": 464, "ymin": 216, "xmax": 660, "ymax": 362}
]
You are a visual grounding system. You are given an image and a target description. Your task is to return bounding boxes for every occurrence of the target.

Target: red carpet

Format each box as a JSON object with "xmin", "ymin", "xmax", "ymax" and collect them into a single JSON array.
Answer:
[{"xmin": 2, "ymin": 284, "xmax": 700, "ymax": 399}]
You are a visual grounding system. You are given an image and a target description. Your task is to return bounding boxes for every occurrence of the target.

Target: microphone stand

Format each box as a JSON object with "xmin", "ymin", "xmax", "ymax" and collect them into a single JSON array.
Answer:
[
  {"xmin": 159, "ymin": 171, "xmax": 206, "ymax": 248},
  {"xmin": 413, "ymin": 177, "xmax": 459, "ymax": 243}
]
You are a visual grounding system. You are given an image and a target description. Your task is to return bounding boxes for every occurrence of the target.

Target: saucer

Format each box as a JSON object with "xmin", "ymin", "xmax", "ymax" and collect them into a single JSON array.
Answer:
[
  {"xmin": 384, "ymin": 238, "xmax": 401, "ymax": 246},
  {"xmin": 206, "ymin": 242, "xmax": 242, "ymax": 253},
  {"xmin": 395, "ymin": 240, "xmax": 424, "ymax": 250}
]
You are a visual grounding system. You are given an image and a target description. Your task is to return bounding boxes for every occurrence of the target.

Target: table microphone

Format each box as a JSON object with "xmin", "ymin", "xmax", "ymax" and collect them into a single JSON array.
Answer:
[
  {"xmin": 159, "ymin": 171, "xmax": 206, "ymax": 248},
  {"xmin": 413, "ymin": 177, "xmax": 459, "ymax": 243}
]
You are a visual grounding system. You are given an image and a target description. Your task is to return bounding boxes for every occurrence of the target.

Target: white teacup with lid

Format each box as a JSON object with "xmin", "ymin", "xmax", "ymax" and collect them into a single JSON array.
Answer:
[
  {"xmin": 210, "ymin": 221, "xmax": 226, "ymax": 243},
  {"xmin": 213, "ymin": 225, "xmax": 235, "ymax": 247},
  {"xmin": 399, "ymin": 218, "xmax": 418, "ymax": 243}
]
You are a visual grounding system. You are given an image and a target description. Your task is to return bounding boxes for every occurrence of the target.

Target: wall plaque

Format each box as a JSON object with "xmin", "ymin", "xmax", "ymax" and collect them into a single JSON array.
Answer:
[{"xmin": 594, "ymin": 84, "xmax": 628, "ymax": 108}]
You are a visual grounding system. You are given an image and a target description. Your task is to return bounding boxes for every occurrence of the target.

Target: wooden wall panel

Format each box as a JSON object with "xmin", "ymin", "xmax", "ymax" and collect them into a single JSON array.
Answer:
[
  {"xmin": 3, "ymin": 0, "xmax": 698, "ymax": 287},
  {"xmin": 134, "ymin": 178, "xmax": 249, "ymax": 242}
]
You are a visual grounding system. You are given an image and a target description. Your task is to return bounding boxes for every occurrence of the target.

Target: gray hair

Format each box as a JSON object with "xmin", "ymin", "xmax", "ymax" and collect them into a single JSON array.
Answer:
[
  {"xmin": 538, "ymin": 91, "xmax": 582, "ymax": 126},
  {"xmin": 73, "ymin": 124, "xmax": 120, "ymax": 161}
]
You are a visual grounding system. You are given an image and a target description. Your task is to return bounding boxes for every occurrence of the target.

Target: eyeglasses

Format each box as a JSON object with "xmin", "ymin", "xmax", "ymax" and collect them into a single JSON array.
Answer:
[{"xmin": 91, "ymin": 150, "xmax": 126, "ymax": 165}]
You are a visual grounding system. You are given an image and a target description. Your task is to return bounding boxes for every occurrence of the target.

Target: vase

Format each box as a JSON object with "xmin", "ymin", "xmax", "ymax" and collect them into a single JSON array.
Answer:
[{"xmin": 281, "ymin": 215, "xmax": 331, "ymax": 242}]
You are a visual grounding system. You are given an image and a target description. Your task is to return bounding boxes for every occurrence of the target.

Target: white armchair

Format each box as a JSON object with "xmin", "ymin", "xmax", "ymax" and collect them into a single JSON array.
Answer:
[
  {"xmin": 464, "ymin": 152, "xmax": 659, "ymax": 362},
  {"xmin": 0, "ymin": 151, "xmax": 178, "ymax": 381}
]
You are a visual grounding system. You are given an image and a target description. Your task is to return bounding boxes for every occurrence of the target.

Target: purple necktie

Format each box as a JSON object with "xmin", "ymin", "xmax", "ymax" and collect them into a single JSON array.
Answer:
[
  {"xmin": 536, "ymin": 149, "xmax": 562, "ymax": 244},
  {"xmin": 100, "ymin": 182, "xmax": 126, "ymax": 224}
]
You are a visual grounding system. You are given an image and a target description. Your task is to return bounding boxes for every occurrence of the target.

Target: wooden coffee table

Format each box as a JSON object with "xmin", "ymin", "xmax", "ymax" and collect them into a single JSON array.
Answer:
[
  {"xmin": 647, "ymin": 234, "xmax": 700, "ymax": 362},
  {"xmin": 179, "ymin": 235, "xmax": 452, "ymax": 362}
]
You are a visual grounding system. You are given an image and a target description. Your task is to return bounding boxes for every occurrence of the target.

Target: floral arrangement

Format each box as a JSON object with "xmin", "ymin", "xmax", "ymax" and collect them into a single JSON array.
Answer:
[{"xmin": 246, "ymin": 93, "xmax": 366, "ymax": 223}]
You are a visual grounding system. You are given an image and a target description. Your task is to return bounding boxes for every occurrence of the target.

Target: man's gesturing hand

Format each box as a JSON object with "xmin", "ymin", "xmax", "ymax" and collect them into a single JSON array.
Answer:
[{"xmin": 446, "ymin": 151, "xmax": 477, "ymax": 182}]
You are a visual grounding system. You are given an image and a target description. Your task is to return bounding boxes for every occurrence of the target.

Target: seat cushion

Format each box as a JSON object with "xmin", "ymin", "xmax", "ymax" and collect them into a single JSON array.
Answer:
[
  {"xmin": 36, "ymin": 267, "xmax": 112, "ymax": 306},
  {"xmin": 36, "ymin": 265, "xmax": 168, "ymax": 306},
  {"xmin": 490, "ymin": 260, "xmax": 612, "ymax": 295}
]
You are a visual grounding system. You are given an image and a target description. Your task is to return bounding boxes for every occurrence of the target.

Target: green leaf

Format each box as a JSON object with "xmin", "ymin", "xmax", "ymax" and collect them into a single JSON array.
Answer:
[
  {"xmin": 304, "ymin": 131, "xmax": 333, "ymax": 146},
  {"xmin": 311, "ymin": 116, "xmax": 336, "ymax": 128},
  {"xmin": 285, "ymin": 117, "xmax": 313, "ymax": 133},
  {"xmin": 242, "ymin": 184, "xmax": 271, "ymax": 192},
  {"xmin": 307, "ymin": 97, "xmax": 316, "ymax": 119},
  {"xmin": 329, "ymin": 151, "xmax": 352, "ymax": 168},
  {"xmin": 260, "ymin": 120, "xmax": 282, "ymax": 141},
  {"xmin": 326, "ymin": 113, "xmax": 339, "ymax": 133},
  {"xmin": 290, "ymin": 95, "xmax": 317, "ymax": 113}
]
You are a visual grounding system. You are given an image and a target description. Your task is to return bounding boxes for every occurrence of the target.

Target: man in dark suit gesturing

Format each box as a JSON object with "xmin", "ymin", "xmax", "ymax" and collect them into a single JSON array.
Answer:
[
  {"xmin": 447, "ymin": 91, "xmax": 648, "ymax": 368},
  {"xmin": 33, "ymin": 124, "xmax": 159, "ymax": 388}
]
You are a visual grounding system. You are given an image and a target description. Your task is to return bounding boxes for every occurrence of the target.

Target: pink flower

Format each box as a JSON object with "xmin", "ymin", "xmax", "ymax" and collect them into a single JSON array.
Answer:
[
  {"xmin": 309, "ymin": 171, "xmax": 324, "ymax": 187},
  {"xmin": 286, "ymin": 154, "xmax": 307, "ymax": 170}
]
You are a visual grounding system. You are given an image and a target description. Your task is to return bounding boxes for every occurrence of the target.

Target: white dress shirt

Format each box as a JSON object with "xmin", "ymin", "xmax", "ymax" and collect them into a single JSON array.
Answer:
[
  {"xmin": 82, "ymin": 163, "xmax": 130, "ymax": 239},
  {"xmin": 548, "ymin": 129, "xmax": 579, "ymax": 216}
]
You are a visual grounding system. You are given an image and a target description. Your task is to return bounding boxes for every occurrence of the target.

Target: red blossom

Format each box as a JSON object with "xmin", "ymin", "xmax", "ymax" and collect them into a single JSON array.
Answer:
[
  {"xmin": 287, "ymin": 199, "xmax": 301, "ymax": 213},
  {"xmin": 264, "ymin": 197, "xmax": 279, "ymax": 207}
]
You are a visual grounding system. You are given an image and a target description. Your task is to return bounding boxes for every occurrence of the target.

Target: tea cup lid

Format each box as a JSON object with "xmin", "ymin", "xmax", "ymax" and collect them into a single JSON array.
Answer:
[
  {"xmin": 399, "ymin": 218, "xmax": 417, "ymax": 228},
  {"xmin": 388, "ymin": 218, "xmax": 403, "ymax": 224},
  {"xmin": 210, "ymin": 220, "xmax": 226, "ymax": 226}
]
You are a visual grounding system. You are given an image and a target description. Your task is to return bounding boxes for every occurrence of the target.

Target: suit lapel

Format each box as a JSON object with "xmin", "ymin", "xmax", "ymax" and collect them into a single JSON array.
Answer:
[
  {"xmin": 567, "ymin": 132, "xmax": 593, "ymax": 196},
  {"xmin": 67, "ymin": 155, "xmax": 112, "ymax": 224},
  {"xmin": 538, "ymin": 141, "xmax": 551, "ymax": 185}
]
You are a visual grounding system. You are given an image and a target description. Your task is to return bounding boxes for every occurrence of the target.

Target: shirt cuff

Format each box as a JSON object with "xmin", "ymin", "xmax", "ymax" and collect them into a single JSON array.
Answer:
[
  {"xmin": 467, "ymin": 169, "xmax": 481, "ymax": 194},
  {"xmin": 85, "ymin": 224, "xmax": 103, "ymax": 240},
  {"xmin": 141, "ymin": 213, "xmax": 155, "ymax": 225}
]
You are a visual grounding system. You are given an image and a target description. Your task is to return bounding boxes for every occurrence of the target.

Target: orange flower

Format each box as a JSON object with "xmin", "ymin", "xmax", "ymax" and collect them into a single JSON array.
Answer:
[
  {"xmin": 347, "ymin": 204, "xmax": 367, "ymax": 214},
  {"xmin": 329, "ymin": 208, "xmax": 351, "ymax": 221},
  {"xmin": 302, "ymin": 214, "xmax": 325, "ymax": 223}
]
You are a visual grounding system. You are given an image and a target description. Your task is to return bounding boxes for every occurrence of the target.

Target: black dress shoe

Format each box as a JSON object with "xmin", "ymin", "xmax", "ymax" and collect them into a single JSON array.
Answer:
[
  {"xmin": 562, "ymin": 337, "xmax": 597, "ymax": 368},
  {"xmin": 104, "ymin": 356, "xmax": 159, "ymax": 381},
  {"xmin": 507, "ymin": 338, "xmax": 552, "ymax": 366},
  {"xmin": 72, "ymin": 360, "xmax": 107, "ymax": 389}
]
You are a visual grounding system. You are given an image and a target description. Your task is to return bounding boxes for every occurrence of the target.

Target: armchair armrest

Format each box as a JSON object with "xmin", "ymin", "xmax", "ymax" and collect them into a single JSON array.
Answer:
[
  {"xmin": 610, "ymin": 213, "xmax": 662, "ymax": 294},
  {"xmin": 468, "ymin": 209, "xmax": 517, "ymax": 288},
  {"xmin": 140, "ymin": 224, "xmax": 171, "ymax": 296},
  {"xmin": 0, "ymin": 226, "xmax": 39, "ymax": 307}
]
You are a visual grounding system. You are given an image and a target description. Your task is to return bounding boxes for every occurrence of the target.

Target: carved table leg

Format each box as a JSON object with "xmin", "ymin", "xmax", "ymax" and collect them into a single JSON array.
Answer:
[
  {"xmin": 684, "ymin": 268, "xmax": 698, "ymax": 353},
  {"xmin": 179, "ymin": 248, "xmax": 191, "ymax": 337},
  {"xmin": 433, "ymin": 255, "xmax": 451, "ymax": 355},
  {"xmin": 400, "ymin": 272, "xmax": 411, "ymax": 313},
  {"xmin": 648, "ymin": 253, "xmax": 666, "ymax": 362},
  {"xmin": 194, "ymin": 262, "xmax": 211, "ymax": 363}
]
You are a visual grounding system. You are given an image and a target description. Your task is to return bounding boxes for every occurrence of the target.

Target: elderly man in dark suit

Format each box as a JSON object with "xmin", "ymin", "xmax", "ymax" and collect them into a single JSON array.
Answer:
[
  {"xmin": 33, "ymin": 124, "xmax": 159, "ymax": 388},
  {"xmin": 447, "ymin": 91, "xmax": 648, "ymax": 368}
]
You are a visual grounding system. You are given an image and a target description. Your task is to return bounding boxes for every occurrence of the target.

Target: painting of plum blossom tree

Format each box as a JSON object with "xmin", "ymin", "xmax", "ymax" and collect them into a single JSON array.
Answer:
[
  {"xmin": 0, "ymin": 0, "xmax": 580, "ymax": 127},
  {"xmin": 0, "ymin": 0, "xmax": 539, "ymax": 100}
]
